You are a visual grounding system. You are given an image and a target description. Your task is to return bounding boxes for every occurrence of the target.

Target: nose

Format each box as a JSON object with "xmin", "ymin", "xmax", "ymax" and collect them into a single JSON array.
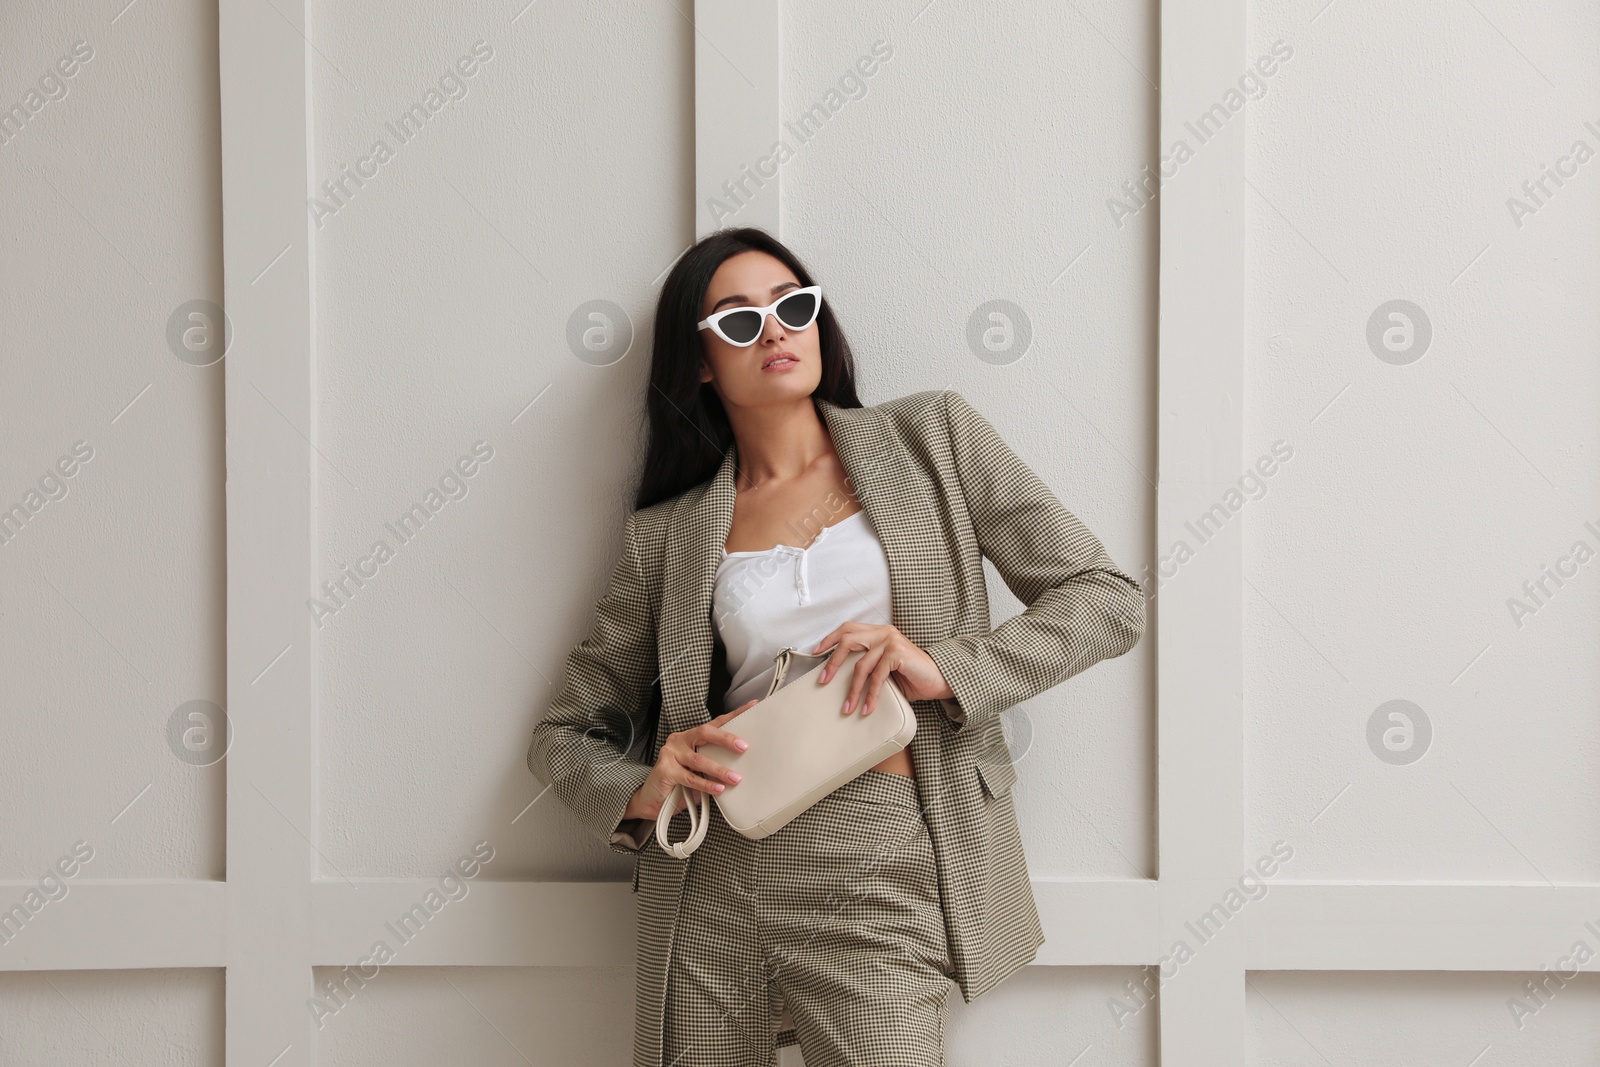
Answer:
[{"xmin": 759, "ymin": 310, "xmax": 788, "ymax": 344}]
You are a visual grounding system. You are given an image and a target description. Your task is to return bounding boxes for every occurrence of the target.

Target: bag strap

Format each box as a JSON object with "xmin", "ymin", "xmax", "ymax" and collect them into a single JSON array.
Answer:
[
  {"xmin": 656, "ymin": 783, "xmax": 710, "ymax": 858},
  {"xmin": 653, "ymin": 645, "xmax": 836, "ymax": 859}
]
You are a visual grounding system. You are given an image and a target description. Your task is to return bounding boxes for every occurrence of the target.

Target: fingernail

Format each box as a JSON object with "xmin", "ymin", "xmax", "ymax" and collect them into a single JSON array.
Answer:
[
  {"xmin": 729, "ymin": 772, "xmax": 742, "ymax": 783},
  {"xmin": 736, "ymin": 740, "xmax": 749, "ymax": 751},
  {"xmin": 842, "ymin": 699, "xmax": 851, "ymax": 714},
  {"xmin": 713, "ymin": 783, "xmax": 724, "ymax": 792}
]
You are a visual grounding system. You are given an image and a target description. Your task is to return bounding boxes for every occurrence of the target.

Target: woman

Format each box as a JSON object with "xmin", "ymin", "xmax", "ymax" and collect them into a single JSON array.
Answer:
[{"xmin": 527, "ymin": 227, "xmax": 1146, "ymax": 1067}]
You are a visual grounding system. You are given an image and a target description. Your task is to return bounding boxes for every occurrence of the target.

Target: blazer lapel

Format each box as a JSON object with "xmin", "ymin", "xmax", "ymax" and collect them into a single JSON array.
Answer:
[
  {"xmin": 658, "ymin": 445, "xmax": 737, "ymax": 732},
  {"xmin": 656, "ymin": 397, "xmax": 947, "ymax": 736},
  {"xmin": 818, "ymin": 399, "xmax": 949, "ymax": 648}
]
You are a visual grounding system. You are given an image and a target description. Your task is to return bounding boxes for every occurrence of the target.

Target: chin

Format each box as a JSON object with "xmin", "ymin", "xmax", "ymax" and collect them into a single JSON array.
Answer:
[
  {"xmin": 733, "ymin": 373, "xmax": 820, "ymax": 407},
  {"xmin": 779, "ymin": 372, "xmax": 823, "ymax": 401}
]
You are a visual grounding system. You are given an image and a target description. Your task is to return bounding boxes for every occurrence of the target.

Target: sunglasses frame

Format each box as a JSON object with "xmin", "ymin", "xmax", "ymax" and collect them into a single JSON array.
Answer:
[{"xmin": 697, "ymin": 285, "xmax": 823, "ymax": 347}]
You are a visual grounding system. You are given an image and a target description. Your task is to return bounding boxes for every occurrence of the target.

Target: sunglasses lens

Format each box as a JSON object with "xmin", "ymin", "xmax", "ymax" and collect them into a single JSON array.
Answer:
[
  {"xmin": 776, "ymin": 291, "xmax": 818, "ymax": 330},
  {"xmin": 717, "ymin": 309, "xmax": 764, "ymax": 345}
]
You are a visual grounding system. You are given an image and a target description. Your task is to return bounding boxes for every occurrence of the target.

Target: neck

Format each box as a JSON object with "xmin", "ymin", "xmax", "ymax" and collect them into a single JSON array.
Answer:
[{"xmin": 725, "ymin": 396, "xmax": 830, "ymax": 491}]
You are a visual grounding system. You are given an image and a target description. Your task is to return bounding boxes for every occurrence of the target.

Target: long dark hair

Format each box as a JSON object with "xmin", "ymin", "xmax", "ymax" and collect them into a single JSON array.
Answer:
[{"xmin": 633, "ymin": 227, "xmax": 863, "ymax": 510}]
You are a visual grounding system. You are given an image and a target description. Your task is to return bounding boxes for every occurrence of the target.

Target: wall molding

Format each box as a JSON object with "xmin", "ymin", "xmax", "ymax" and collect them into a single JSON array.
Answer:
[{"xmin": 4, "ymin": 1, "xmax": 1591, "ymax": 1064}]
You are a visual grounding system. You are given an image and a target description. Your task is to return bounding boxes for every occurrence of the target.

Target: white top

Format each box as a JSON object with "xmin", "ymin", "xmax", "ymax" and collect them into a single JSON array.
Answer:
[{"xmin": 712, "ymin": 509, "xmax": 894, "ymax": 712}]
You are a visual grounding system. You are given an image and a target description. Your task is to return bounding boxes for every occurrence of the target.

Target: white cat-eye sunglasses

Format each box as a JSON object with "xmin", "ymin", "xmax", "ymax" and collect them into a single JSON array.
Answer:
[{"xmin": 697, "ymin": 286, "xmax": 822, "ymax": 347}]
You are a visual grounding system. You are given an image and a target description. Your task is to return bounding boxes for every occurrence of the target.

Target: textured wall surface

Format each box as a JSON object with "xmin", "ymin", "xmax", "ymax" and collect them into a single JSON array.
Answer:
[
  {"xmin": 1244, "ymin": 0, "xmax": 1600, "ymax": 881},
  {"xmin": 5, "ymin": 0, "xmax": 1599, "ymax": 1062},
  {"xmin": 779, "ymin": 0, "xmax": 1158, "ymax": 881},
  {"xmin": 1247, "ymin": 970, "xmax": 1600, "ymax": 1062},
  {"xmin": 0, "ymin": 969, "xmax": 222, "ymax": 1064},
  {"xmin": 309, "ymin": 0, "xmax": 693, "ymax": 882},
  {"xmin": 0, "ymin": 2, "xmax": 225, "ymax": 881}
]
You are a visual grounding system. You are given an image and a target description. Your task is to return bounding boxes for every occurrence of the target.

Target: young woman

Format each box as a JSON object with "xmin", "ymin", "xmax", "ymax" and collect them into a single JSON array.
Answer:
[{"xmin": 527, "ymin": 227, "xmax": 1146, "ymax": 1067}]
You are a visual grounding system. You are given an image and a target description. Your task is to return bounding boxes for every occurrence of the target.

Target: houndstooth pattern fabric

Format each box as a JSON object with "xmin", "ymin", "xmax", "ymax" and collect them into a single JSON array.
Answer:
[
  {"xmin": 665, "ymin": 768, "xmax": 953, "ymax": 1067},
  {"xmin": 527, "ymin": 389, "xmax": 1146, "ymax": 1067}
]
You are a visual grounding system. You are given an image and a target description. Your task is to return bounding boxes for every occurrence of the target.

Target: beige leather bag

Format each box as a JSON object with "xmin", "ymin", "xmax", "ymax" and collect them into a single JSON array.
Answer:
[{"xmin": 655, "ymin": 644, "xmax": 917, "ymax": 859}]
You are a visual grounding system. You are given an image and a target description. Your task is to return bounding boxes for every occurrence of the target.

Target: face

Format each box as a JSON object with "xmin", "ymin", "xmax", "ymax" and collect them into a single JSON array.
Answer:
[{"xmin": 697, "ymin": 251, "xmax": 822, "ymax": 412}]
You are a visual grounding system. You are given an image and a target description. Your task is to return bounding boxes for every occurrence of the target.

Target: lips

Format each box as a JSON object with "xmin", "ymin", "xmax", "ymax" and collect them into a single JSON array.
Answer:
[{"xmin": 762, "ymin": 353, "xmax": 798, "ymax": 369}]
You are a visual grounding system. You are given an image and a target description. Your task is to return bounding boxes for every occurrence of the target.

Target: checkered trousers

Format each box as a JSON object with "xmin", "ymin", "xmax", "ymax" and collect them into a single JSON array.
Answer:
[{"xmin": 664, "ymin": 769, "xmax": 954, "ymax": 1067}]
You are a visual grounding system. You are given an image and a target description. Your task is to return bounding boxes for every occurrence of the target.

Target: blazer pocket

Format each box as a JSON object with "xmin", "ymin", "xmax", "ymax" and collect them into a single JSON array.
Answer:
[{"xmin": 975, "ymin": 756, "xmax": 1018, "ymax": 799}]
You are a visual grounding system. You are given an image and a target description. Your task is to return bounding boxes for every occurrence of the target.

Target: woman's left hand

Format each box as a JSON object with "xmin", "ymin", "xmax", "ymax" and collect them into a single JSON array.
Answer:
[{"xmin": 811, "ymin": 622, "xmax": 955, "ymax": 716}]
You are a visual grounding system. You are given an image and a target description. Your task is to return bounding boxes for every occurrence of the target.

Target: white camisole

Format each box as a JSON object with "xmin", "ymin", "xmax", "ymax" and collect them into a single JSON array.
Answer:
[{"xmin": 712, "ymin": 508, "xmax": 894, "ymax": 712}]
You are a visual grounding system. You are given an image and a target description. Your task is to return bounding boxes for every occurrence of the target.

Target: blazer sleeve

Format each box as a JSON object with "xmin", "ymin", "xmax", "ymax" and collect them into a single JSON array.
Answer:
[
  {"xmin": 526, "ymin": 510, "xmax": 660, "ymax": 855},
  {"xmin": 921, "ymin": 390, "xmax": 1147, "ymax": 733}
]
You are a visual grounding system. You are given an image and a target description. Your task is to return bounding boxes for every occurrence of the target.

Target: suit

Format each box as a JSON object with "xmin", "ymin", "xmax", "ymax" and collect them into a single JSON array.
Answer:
[{"xmin": 527, "ymin": 388, "xmax": 1147, "ymax": 1067}]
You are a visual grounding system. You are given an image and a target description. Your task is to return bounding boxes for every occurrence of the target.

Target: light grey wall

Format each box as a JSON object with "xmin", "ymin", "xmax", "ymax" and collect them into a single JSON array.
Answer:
[
  {"xmin": 1239, "ymin": 0, "xmax": 1600, "ymax": 1060},
  {"xmin": 0, "ymin": 0, "xmax": 225, "ymax": 885},
  {"xmin": 308, "ymin": 0, "xmax": 693, "ymax": 884},
  {"xmin": 778, "ymin": 0, "xmax": 1158, "ymax": 887},
  {"xmin": 1243, "ymin": 0, "xmax": 1600, "ymax": 882},
  {"xmin": 4, "ymin": 0, "xmax": 1598, "ymax": 1062},
  {"xmin": 0, "ymin": 0, "xmax": 226, "ymax": 1059}
]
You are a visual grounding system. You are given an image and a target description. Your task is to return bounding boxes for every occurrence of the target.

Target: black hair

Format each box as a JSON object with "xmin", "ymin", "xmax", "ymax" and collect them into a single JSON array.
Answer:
[{"xmin": 633, "ymin": 227, "xmax": 862, "ymax": 510}]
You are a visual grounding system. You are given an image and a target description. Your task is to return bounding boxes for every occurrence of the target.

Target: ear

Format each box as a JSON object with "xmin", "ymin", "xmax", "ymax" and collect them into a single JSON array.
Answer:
[{"xmin": 697, "ymin": 360, "xmax": 714, "ymax": 383}]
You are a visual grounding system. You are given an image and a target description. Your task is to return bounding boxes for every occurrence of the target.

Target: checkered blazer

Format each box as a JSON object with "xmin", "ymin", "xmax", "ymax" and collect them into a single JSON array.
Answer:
[{"xmin": 528, "ymin": 388, "xmax": 1146, "ymax": 1067}]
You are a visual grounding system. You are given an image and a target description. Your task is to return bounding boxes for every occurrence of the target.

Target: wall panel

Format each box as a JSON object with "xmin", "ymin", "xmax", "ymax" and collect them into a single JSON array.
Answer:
[
  {"xmin": 781, "ymin": 0, "xmax": 1158, "ymax": 882},
  {"xmin": 1244, "ymin": 0, "xmax": 1600, "ymax": 882},
  {"xmin": 0, "ymin": 0, "xmax": 226, "ymax": 884}
]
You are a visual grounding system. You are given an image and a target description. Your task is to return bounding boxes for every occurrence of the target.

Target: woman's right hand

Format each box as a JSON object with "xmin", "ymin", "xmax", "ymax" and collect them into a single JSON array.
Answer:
[{"xmin": 622, "ymin": 701, "xmax": 756, "ymax": 821}]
